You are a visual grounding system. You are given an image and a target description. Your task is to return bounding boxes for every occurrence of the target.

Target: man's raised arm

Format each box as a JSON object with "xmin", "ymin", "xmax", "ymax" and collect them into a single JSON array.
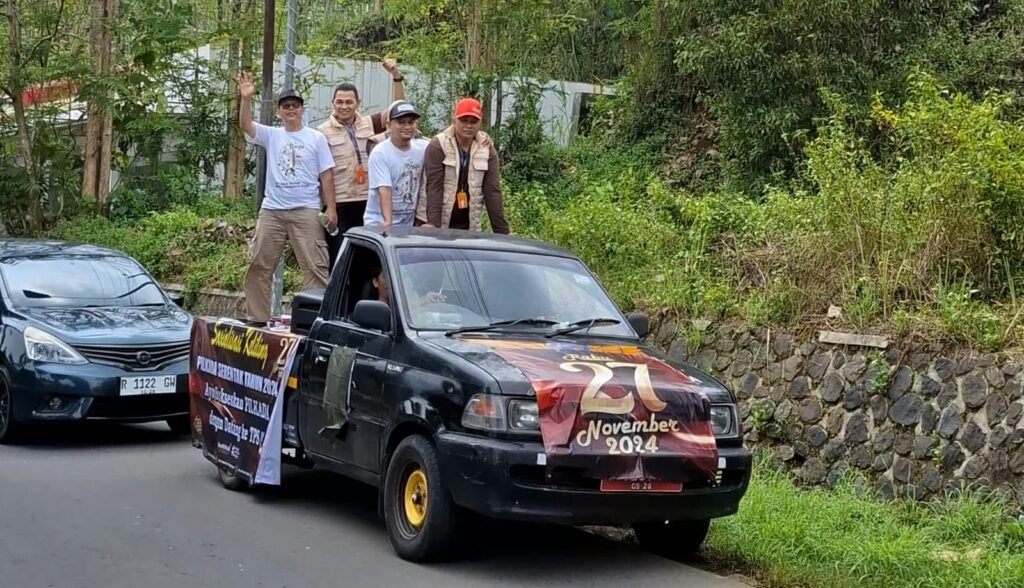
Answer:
[{"xmin": 238, "ymin": 72, "xmax": 257, "ymax": 139}]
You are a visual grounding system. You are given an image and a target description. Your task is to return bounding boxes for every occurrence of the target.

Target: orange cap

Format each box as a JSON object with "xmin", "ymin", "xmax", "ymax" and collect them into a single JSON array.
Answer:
[{"xmin": 454, "ymin": 98, "xmax": 482, "ymax": 120}]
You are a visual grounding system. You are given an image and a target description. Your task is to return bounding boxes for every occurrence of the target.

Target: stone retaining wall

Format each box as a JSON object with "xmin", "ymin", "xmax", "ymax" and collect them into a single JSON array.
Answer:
[
  {"xmin": 162, "ymin": 283, "xmax": 291, "ymax": 319},
  {"xmin": 652, "ymin": 320, "xmax": 1024, "ymax": 505}
]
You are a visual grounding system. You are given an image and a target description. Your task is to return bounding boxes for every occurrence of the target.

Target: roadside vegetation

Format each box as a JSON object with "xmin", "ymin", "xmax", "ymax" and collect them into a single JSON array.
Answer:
[
  {"xmin": 702, "ymin": 453, "xmax": 1024, "ymax": 588},
  {"xmin": 9, "ymin": 1, "xmax": 1022, "ymax": 353},
  {"xmin": 50, "ymin": 70, "xmax": 1024, "ymax": 350}
]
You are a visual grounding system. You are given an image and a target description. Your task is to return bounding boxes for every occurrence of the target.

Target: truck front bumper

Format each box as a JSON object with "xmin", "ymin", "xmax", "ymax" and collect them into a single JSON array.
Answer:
[{"xmin": 435, "ymin": 432, "xmax": 751, "ymax": 525}]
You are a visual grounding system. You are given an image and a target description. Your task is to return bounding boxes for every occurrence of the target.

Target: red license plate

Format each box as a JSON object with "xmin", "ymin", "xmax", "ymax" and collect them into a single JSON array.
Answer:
[{"xmin": 599, "ymin": 480, "xmax": 682, "ymax": 493}]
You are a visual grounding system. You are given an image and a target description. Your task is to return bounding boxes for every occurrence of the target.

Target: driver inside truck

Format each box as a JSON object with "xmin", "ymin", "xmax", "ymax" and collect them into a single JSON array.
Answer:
[{"xmin": 369, "ymin": 263, "xmax": 445, "ymax": 310}]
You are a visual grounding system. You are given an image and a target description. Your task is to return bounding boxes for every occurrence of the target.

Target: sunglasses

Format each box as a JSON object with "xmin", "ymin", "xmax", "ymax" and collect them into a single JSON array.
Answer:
[{"xmin": 279, "ymin": 101, "xmax": 303, "ymax": 110}]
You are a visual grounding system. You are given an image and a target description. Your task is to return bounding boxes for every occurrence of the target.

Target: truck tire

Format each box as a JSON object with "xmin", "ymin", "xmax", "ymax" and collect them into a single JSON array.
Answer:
[
  {"xmin": 633, "ymin": 518, "xmax": 710, "ymax": 559},
  {"xmin": 383, "ymin": 434, "xmax": 457, "ymax": 562},
  {"xmin": 218, "ymin": 466, "xmax": 246, "ymax": 492}
]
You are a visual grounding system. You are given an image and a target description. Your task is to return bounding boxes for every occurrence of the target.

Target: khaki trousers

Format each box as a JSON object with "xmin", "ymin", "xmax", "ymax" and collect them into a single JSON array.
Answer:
[{"xmin": 244, "ymin": 208, "xmax": 329, "ymax": 322}]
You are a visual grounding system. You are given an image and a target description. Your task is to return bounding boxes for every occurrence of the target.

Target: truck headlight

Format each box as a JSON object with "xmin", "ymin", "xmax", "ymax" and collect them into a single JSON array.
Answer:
[
  {"xmin": 710, "ymin": 405, "xmax": 735, "ymax": 437},
  {"xmin": 462, "ymin": 394, "xmax": 507, "ymax": 432},
  {"xmin": 24, "ymin": 326, "xmax": 87, "ymax": 365},
  {"xmin": 508, "ymin": 400, "xmax": 539, "ymax": 430}
]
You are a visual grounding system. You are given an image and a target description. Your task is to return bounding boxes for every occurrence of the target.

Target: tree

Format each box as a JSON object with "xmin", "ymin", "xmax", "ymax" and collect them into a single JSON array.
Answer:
[
  {"xmin": 5, "ymin": 0, "xmax": 44, "ymax": 231},
  {"xmin": 81, "ymin": 0, "xmax": 119, "ymax": 206},
  {"xmin": 223, "ymin": 0, "xmax": 256, "ymax": 199}
]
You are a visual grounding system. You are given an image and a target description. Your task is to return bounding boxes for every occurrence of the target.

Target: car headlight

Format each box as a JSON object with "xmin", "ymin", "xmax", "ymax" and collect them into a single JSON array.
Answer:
[
  {"xmin": 461, "ymin": 394, "xmax": 507, "ymax": 432},
  {"xmin": 710, "ymin": 405, "xmax": 735, "ymax": 437},
  {"xmin": 508, "ymin": 400, "xmax": 539, "ymax": 430},
  {"xmin": 24, "ymin": 326, "xmax": 87, "ymax": 365}
]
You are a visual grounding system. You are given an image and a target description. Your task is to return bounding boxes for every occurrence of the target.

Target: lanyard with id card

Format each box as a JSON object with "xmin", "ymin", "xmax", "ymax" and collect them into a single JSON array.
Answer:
[
  {"xmin": 456, "ymin": 148, "xmax": 469, "ymax": 209},
  {"xmin": 347, "ymin": 124, "xmax": 367, "ymax": 185}
]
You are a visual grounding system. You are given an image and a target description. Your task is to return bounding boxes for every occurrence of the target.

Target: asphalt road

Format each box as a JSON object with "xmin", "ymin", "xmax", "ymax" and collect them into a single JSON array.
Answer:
[{"xmin": 1, "ymin": 423, "xmax": 748, "ymax": 588}]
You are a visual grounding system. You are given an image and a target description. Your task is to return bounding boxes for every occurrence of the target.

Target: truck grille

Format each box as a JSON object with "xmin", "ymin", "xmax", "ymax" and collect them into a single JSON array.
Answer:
[{"xmin": 74, "ymin": 341, "xmax": 190, "ymax": 370}]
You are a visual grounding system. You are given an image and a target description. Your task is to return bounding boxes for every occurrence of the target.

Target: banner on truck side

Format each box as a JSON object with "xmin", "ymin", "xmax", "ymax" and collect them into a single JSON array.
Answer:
[
  {"xmin": 188, "ymin": 317, "xmax": 300, "ymax": 486},
  {"xmin": 474, "ymin": 339, "xmax": 719, "ymax": 484}
]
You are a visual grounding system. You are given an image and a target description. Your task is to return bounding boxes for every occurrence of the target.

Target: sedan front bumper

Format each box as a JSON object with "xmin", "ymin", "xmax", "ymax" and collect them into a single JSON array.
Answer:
[{"xmin": 8, "ymin": 359, "xmax": 189, "ymax": 424}]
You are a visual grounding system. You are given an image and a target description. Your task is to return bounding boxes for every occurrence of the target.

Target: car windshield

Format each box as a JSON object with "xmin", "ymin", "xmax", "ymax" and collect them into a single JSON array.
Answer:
[
  {"xmin": 0, "ymin": 255, "xmax": 166, "ymax": 309},
  {"xmin": 394, "ymin": 247, "xmax": 634, "ymax": 337}
]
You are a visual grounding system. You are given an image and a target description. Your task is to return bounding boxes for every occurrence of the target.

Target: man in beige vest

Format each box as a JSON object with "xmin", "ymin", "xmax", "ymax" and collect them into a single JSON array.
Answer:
[
  {"xmin": 318, "ymin": 59, "xmax": 406, "ymax": 266},
  {"xmin": 420, "ymin": 98, "xmax": 510, "ymax": 234}
]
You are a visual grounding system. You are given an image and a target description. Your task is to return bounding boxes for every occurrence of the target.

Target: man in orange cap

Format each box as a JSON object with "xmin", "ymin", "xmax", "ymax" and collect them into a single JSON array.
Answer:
[{"xmin": 420, "ymin": 97, "xmax": 509, "ymax": 233}]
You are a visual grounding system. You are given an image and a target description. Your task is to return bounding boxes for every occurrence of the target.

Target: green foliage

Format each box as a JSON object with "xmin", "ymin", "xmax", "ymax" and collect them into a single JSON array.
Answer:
[
  {"xmin": 494, "ymin": 78, "xmax": 561, "ymax": 187},
  {"xmin": 706, "ymin": 454, "xmax": 1024, "ymax": 588},
  {"xmin": 47, "ymin": 197, "xmax": 300, "ymax": 300},
  {"xmin": 506, "ymin": 167, "xmax": 748, "ymax": 319},
  {"xmin": 749, "ymin": 402, "xmax": 780, "ymax": 437},
  {"xmin": 932, "ymin": 284, "xmax": 1006, "ymax": 351},
  {"xmin": 503, "ymin": 69, "xmax": 1024, "ymax": 350},
  {"xmin": 865, "ymin": 351, "xmax": 891, "ymax": 396}
]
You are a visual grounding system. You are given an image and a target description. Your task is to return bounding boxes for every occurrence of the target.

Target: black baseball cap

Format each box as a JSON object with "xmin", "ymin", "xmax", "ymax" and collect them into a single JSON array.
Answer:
[
  {"xmin": 277, "ymin": 89, "xmax": 304, "ymax": 106},
  {"xmin": 388, "ymin": 100, "xmax": 420, "ymax": 120}
]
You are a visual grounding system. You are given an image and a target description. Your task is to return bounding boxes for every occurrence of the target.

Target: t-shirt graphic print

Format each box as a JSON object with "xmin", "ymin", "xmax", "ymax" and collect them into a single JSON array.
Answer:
[
  {"xmin": 364, "ymin": 137, "xmax": 429, "ymax": 226},
  {"xmin": 246, "ymin": 123, "xmax": 334, "ymax": 210}
]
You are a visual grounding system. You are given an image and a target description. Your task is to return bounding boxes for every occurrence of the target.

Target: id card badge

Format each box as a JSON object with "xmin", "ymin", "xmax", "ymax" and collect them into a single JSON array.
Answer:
[
  {"xmin": 355, "ymin": 165, "xmax": 367, "ymax": 185},
  {"xmin": 456, "ymin": 191, "xmax": 469, "ymax": 209}
]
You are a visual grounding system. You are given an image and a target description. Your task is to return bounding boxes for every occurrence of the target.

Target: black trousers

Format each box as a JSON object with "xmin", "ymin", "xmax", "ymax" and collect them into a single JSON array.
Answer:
[{"xmin": 326, "ymin": 201, "xmax": 367, "ymax": 269}]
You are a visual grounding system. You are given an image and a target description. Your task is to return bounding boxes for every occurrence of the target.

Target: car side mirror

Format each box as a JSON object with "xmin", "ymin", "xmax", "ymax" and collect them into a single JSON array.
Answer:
[
  {"xmin": 353, "ymin": 300, "xmax": 391, "ymax": 332},
  {"xmin": 627, "ymin": 312, "xmax": 649, "ymax": 339},
  {"xmin": 167, "ymin": 292, "xmax": 185, "ymax": 307}
]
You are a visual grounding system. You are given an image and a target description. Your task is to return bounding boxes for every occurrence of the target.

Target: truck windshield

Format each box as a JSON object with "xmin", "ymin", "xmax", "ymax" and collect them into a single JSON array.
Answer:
[{"xmin": 394, "ymin": 247, "xmax": 634, "ymax": 337}]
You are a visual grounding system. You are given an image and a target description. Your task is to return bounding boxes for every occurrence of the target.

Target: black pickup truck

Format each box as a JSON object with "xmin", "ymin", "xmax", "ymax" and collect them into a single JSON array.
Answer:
[{"xmin": 213, "ymin": 226, "xmax": 750, "ymax": 562}]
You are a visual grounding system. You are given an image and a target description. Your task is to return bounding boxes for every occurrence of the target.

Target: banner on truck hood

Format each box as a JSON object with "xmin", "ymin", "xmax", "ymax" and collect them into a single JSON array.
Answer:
[
  {"xmin": 475, "ymin": 339, "xmax": 719, "ymax": 482},
  {"xmin": 189, "ymin": 318, "xmax": 300, "ymax": 486}
]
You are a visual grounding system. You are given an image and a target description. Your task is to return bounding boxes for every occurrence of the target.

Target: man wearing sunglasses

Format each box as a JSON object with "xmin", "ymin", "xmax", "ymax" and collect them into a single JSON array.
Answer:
[{"xmin": 237, "ymin": 72, "xmax": 336, "ymax": 326}]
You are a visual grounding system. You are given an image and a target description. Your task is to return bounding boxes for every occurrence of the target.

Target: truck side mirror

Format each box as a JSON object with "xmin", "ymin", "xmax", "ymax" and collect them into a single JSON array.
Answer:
[
  {"xmin": 627, "ymin": 312, "xmax": 649, "ymax": 339},
  {"xmin": 353, "ymin": 300, "xmax": 391, "ymax": 332}
]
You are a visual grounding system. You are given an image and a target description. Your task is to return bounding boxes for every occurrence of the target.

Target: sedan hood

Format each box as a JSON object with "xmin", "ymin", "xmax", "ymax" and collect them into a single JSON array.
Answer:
[
  {"xmin": 17, "ymin": 305, "xmax": 193, "ymax": 345},
  {"xmin": 423, "ymin": 333, "xmax": 733, "ymax": 403}
]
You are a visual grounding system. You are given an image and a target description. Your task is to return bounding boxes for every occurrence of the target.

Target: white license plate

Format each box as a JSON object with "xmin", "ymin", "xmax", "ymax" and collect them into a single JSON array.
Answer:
[{"xmin": 120, "ymin": 375, "xmax": 177, "ymax": 396}]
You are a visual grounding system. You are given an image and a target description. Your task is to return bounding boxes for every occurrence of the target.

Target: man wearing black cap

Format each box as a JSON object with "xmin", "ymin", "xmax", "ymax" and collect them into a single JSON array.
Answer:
[
  {"xmin": 364, "ymin": 100, "xmax": 429, "ymax": 228},
  {"xmin": 237, "ymin": 72, "xmax": 337, "ymax": 326}
]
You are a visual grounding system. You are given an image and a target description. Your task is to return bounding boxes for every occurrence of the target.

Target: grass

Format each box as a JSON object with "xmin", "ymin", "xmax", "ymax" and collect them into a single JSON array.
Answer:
[{"xmin": 702, "ymin": 454, "xmax": 1024, "ymax": 588}]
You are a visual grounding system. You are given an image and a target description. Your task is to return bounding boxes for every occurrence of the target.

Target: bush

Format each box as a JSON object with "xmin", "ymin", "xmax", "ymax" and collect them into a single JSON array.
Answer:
[
  {"xmin": 48, "ymin": 196, "xmax": 301, "ymax": 301},
  {"xmin": 505, "ymin": 71, "xmax": 1024, "ymax": 350}
]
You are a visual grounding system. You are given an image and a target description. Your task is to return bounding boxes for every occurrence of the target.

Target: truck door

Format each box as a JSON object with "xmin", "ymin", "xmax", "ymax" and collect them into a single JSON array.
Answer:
[{"xmin": 300, "ymin": 240, "xmax": 393, "ymax": 475}]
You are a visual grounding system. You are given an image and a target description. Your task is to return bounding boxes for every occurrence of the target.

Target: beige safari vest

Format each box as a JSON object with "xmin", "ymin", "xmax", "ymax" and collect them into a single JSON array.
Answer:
[
  {"xmin": 318, "ymin": 113, "xmax": 376, "ymax": 203},
  {"xmin": 417, "ymin": 126, "xmax": 492, "ymax": 231}
]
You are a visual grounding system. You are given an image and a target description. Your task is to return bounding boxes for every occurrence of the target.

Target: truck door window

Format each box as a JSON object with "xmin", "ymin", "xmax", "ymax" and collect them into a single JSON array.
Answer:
[{"xmin": 331, "ymin": 243, "xmax": 389, "ymax": 322}]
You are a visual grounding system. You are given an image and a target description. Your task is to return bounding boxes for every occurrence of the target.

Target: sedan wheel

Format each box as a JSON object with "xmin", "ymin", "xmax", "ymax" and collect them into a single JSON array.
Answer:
[
  {"xmin": 0, "ymin": 378, "xmax": 23, "ymax": 444},
  {"xmin": 166, "ymin": 415, "xmax": 191, "ymax": 435}
]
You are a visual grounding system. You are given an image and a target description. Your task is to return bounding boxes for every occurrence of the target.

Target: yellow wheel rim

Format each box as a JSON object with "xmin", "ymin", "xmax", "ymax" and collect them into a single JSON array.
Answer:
[{"xmin": 403, "ymin": 468, "xmax": 428, "ymax": 529}]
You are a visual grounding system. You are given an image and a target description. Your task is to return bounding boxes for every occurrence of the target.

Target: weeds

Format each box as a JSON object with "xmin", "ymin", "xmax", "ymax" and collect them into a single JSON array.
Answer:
[{"xmin": 705, "ymin": 454, "xmax": 1024, "ymax": 588}]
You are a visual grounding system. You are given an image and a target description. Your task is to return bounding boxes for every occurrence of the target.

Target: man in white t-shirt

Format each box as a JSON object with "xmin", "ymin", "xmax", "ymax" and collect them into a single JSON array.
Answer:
[
  {"xmin": 237, "ymin": 72, "xmax": 337, "ymax": 326},
  {"xmin": 364, "ymin": 100, "xmax": 430, "ymax": 228}
]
